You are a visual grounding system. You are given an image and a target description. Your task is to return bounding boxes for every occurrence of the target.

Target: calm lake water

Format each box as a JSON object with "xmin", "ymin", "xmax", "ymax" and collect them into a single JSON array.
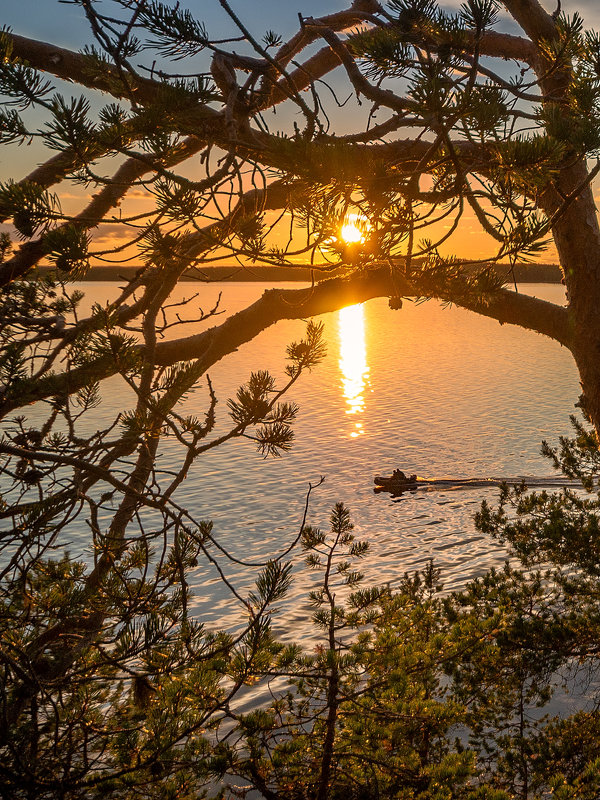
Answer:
[{"xmin": 59, "ymin": 281, "xmax": 578, "ymax": 640}]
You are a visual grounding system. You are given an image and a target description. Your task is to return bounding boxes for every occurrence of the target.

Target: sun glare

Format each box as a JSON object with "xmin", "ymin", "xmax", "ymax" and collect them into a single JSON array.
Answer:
[
  {"xmin": 339, "ymin": 303, "xmax": 370, "ymax": 437},
  {"xmin": 340, "ymin": 213, "xmax": 367, "ymax": 244}
]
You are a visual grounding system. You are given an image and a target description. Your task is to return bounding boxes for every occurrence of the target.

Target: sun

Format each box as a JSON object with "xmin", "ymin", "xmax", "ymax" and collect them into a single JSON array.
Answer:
[{"xmin": 340, "ymin": 213, "xmax": 368, "ymax": 244}]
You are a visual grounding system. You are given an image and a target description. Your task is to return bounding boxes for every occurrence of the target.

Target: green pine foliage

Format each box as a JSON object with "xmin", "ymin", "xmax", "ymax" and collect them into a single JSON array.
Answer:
[
  {"xmin": 5, "ymin": 0, "xmax": 600, "ymax": 796},
  {"xmin": 3, "ymin": 270, "xmax": 600, "ymax": 798},
  {"xmin": 222, "ymin": 425, "xmax": 600, "ymax": 798}
]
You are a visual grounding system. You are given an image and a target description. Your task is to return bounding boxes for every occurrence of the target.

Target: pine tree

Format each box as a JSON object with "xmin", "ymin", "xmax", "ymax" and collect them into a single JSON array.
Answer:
[
  {"xmin": 3, "ymin": 2, "xmax": 600, "ymax": 797},
  {"xmin": 0, "ymin": 262, "xmax": 326, "ymax": 795},
  {"xmin": 1, "ymin": 0, "xmax": 600, "ymax": 429}
]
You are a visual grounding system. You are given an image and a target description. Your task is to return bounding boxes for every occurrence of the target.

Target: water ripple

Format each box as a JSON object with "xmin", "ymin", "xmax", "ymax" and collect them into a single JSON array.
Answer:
[{"xmin": 7, "ymin": 282, "xmax": 579, "ymax": 644}]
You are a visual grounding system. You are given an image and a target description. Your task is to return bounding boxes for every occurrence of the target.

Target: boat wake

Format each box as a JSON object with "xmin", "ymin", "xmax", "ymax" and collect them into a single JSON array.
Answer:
[{"xmin": 374, "ymin": 473, "xmax": 584, "ymax": 496}]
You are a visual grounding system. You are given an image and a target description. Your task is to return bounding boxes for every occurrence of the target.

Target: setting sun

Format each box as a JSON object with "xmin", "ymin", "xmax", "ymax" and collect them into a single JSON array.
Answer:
[{"xmin": 340, "ymin": 213, "xmax": 368, "ymax": 244}]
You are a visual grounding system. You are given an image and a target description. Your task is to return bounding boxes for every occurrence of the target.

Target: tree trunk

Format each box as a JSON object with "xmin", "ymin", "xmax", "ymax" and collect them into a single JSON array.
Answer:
[{"xmin": 545, "ymin": 160, "xmax": 600, "ymax": 433}]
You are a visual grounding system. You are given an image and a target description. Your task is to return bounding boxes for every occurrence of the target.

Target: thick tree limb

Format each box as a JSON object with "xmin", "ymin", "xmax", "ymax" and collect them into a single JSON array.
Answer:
[
  {"xmin": 5, "ymin": 33, "xmax": 161, "ymax": 105},
  {"xmin": 0, "ymin": 120, "xmax": 199, "ymax": 221},
  {"xmin": 449, "ymin": 282, "xmax": 572, "ymax": 347},
  {"xmin": 21, "ymin": 151, "xmax": 87, "ymax": 194},
  {"xmin": 2, "ymin": 33, "xmax": 492, "ymax": 183},
  {"xmin": 153, "ymin": 267, "xmax": 573, "ymax": 367},
  {"xmin": 501, "ymin": 0, "xmax": 556, "ymax": 46},
  {"xmin": 269, "ymin": 29, "xmax": 538, "ymax": 108},
  {"xmin": 0, "ymin": 267, "xmax": 572, "ymax": 417},
  {"xmin": 260, "ymin": 2, "xmax": 382, "ymax": 93}
]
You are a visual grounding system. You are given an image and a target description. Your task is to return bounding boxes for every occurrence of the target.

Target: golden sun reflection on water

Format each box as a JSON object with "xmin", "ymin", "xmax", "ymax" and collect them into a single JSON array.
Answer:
[{"xmin": 338, "ymin": 303, "xmax": 370, "ymax": 437}]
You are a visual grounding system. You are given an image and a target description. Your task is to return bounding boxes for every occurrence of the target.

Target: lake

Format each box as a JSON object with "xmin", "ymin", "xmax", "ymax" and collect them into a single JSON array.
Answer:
[{"xmin": 64, "ymin": 281, "xmax": 578, "ymax": 640}]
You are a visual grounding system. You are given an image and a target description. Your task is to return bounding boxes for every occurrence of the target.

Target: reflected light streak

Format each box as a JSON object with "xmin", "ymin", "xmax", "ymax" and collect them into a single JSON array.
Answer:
[{"xmin": 338, "ymin": 304, "xmax": 370, "ymax": 436}]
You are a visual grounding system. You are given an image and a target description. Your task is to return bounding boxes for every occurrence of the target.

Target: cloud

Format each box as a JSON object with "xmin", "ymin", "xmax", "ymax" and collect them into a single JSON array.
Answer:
[
  {"xmin": 438, "ymin": 1, "xmax": 599, "ymax": 29},
  {"xmin": 89, "ymin": 223, "xmax": 137, "ymax": 248}
]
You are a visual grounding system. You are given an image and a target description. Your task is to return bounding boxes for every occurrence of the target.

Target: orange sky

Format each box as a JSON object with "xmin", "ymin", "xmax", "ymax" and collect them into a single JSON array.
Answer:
[{"xmin": 5, "ymin": 0, "xmax": 600, "ymax": 268}]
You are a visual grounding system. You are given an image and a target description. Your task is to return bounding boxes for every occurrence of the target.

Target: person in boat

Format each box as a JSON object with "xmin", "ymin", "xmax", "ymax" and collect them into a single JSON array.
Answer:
[{"xmin": 391, "ymin": 470, "xmax": 417, "ymax": 483}]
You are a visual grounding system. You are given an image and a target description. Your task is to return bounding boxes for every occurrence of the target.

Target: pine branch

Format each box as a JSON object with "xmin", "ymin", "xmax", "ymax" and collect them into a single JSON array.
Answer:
[
  {"xmin": 267, "ymin": 26, "xmax": 538, "ymax": 109},
  {"xmin": 0, "ymin": 136, "xmax": 206, "ymax": 286},
  {"xmin": 0, "ymin": 265, "xmax": 571, "ymax": 419},
  {"xmin": 2, "ymin": 31, "xmax": 496, "ymax": 183}
]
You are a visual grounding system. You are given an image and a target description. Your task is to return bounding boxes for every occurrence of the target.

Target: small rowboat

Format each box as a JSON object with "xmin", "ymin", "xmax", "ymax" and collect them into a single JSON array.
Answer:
[
  {"xmin": 374, "ymin": 473, "xmax": 419, "ymax": 492},
  {"xmin": 374, "ymin": 471, "xmax": 583, "ymax": 495}
]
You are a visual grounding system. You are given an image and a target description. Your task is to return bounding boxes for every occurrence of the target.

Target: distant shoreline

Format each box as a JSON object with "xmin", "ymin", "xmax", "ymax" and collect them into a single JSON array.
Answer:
[{"xmin": 33, "ymin": 263, "xmax": 564, "ymax": 283}]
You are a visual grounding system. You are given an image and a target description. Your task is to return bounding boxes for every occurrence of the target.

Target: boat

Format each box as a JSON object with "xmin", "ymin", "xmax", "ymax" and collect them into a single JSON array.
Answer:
[
  {"xmin": 374, "ymin": 470, "xmax": 419, "ymax": 492},
  {"xmin": 374, "ymin": 470, "xmax": 583, "ymax": 495}
]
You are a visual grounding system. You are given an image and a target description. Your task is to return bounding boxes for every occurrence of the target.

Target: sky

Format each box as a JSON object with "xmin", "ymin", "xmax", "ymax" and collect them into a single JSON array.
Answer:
[
  {"xmin": 2, "ymin": 0, "xmax": 600, "ymax": 266},
  {"xmin": 5, "ymin": 0, "xmax": 600, "ymax": 47},
  {"xmin": 4, "ymin": 0, "xmax": 356, "ymax": 53}
]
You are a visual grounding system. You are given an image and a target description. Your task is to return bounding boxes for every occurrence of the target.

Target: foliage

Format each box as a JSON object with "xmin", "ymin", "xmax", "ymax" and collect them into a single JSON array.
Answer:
[
  {"xmin": 0, "ymin": 266, "xmax": 326, "ymax": 797},
  {"xmin": 3, "ymin": 1, "xmax": 600, "ymax": 798},
  {"xmin": 10, "ymin": 459, "xmax": 600, "ymax": 791},
  {"xmin": 223, "ymin": 424, "xmax": 600, "ymax": 799}
]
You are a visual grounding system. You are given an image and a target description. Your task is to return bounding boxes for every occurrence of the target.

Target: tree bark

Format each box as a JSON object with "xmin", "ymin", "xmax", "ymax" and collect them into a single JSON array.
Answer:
[
  {"xmin": 4, "ymin": 6, "xmax": 600, "ymax": 434},
  {"xmin": 542, "ymin": 163, "xmax": 600, "ymax": 430},
  {"xmin": 0, "ymin": 265, "xmax": 571, "ymax": 419}
]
